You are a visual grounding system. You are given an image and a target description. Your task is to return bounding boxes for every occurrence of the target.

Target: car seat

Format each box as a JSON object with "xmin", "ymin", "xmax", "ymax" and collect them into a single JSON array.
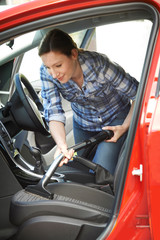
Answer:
[{"xmin": 9, "ymin": 141, "xmax": 126, "ymax": 240}]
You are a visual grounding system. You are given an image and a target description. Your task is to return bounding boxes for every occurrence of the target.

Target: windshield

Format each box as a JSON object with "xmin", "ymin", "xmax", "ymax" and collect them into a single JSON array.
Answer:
[
  {"xmin": 0, "ymin": 29, "xmax": 87, "ymax": 64},
  {"xmin": 0, "ymin": 31, "xmax": 37, "ymax": 64}
]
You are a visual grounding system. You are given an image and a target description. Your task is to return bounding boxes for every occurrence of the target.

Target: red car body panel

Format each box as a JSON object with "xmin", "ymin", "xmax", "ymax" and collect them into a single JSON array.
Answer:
[
  {"xmin": 107, "ymin": 30, "xmax": 160, "ymax": 239},
  {"xmin": 0, "ymin": 0, "xmax": 160, "ymax": 239},
  {"xmin": 146, "ymin": 41, "xmax": 160, "ymax": 239}
]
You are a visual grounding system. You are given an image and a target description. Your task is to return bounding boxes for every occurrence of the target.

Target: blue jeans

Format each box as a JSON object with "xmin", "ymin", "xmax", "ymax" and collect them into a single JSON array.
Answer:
[{"xmin": 73, "ymin": 107, "xmax": 129, "ymax": 175}]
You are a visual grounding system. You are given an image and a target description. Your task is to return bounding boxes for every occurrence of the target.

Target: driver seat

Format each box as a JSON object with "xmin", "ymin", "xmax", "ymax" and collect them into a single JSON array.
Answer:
[{"xmin": 9, "ymin": 142, "xmax": 126, "ymax": 240}]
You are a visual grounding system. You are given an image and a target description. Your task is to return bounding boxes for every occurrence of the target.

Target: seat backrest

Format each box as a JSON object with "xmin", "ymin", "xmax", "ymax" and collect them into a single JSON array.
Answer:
[{"xmin": 113, "ymin": 141, "xmax": 126, "ymax": 194}]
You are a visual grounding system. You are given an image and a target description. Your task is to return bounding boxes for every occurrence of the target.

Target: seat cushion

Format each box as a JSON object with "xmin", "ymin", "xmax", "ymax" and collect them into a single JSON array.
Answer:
[
  {"xmin": 56, "ymin": 161, "xmax": 95, "ymax": 183},
  {"xmin": 10, "ymin": 182, "xmax": 114, "ymax": 226}
]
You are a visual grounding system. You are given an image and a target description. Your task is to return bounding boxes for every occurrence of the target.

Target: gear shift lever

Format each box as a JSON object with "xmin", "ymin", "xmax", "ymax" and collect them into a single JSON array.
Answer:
[{"xmin": 29, "ymin": 146, "xmax": 45, "ymax": 175}]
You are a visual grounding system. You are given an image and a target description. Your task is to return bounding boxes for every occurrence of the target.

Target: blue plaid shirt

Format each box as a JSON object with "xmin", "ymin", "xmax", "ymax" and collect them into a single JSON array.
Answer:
[{"xmin": 40, "ymin": 51, "xmax": 139, "ymax": 131}]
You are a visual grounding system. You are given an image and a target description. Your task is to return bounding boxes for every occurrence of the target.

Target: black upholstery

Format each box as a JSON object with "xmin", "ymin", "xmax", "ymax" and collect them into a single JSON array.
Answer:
[
  {"xmin": 10, "ymin": 183, "xmax": 114, "ymax": 226},
  {"xmin": 114, "ymin": 141, "xmax": 126, "ymax": 194},
  {"xmin": 56, "ymin": 161, "xmax": 95, "ymax": 183},
  {"xmin": 10, "ymin": 183, "xmax": 114, "ymax": 240}
]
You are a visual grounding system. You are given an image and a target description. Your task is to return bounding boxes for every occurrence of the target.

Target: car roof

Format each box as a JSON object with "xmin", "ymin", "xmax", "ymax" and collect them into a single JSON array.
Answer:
[{"xmin": 0, "ymin": 0, "xmax": 159, "ymax": 32}]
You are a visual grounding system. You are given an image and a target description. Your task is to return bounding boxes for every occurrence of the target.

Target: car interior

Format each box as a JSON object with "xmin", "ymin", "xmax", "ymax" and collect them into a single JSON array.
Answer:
[{"xmin": 0, "ymin": 2, "xmax": 158, "ymax": 240}]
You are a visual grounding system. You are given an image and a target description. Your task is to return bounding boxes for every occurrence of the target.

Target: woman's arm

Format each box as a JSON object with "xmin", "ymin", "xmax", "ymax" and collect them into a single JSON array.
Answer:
[
  {"xmin": 49, "ymin": 120, "xmax": 74, "ymax": 166},
  {"xmin": 49, "ymin": 120, "xmax": 67, "ymax": 151}
]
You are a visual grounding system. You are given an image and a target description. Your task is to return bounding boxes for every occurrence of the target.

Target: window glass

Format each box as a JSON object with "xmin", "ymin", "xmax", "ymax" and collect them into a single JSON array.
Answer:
[
  {"xmin": 19, "ymin": 20, "xmax": 152, "ymax": 84},
  {"xmin": 70, "ymin": 30, "xmax": 87, "ymax": 47},
  {"xmin": 0, "ymin": 31, "xmax": 37, "ymax": 62},
  {"xmin": 19, "ymin": 47, "xmax": 42, "ymax": 88},
  {"xmin": 95, "ymin": 20, "xmax": 152, "ymax": 81}
]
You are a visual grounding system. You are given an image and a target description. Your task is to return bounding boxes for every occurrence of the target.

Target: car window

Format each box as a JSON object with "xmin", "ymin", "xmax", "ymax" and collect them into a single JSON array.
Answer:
[
  {"xmin": 95, "ymin": 20, "xmax": 152, "ymax": 81},
  {"xmin": 20, "ymin": 20, "xmax": 151, "ymax": 84},
  {"xmin": 18, "ymin": 20, "xmax": 152, "ymax": 111},
  {"xmin": 0, "ymin": 19, "xmax": 152, "ymax": 108},
  {"xmin": 0, "ymin": 31, "xmax": 37, "ymax": 62}
]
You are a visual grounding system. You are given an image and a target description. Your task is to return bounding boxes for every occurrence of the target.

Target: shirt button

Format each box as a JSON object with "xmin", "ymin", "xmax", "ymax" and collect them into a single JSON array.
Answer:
[{"xmin": 98, "ymin": 116, "xmax": 102, "ymax": 122}]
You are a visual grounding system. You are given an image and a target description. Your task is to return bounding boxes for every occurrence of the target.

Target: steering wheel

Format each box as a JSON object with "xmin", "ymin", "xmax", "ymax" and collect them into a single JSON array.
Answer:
[{"xmin": 10, "ymin": 73, "xmax": 49, "ymax": 135}]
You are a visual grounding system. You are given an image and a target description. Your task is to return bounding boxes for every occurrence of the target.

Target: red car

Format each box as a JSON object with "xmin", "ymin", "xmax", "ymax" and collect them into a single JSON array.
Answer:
[{"xmin": 0, "ymin": 0, "xmax": 160, "ymax": 239}]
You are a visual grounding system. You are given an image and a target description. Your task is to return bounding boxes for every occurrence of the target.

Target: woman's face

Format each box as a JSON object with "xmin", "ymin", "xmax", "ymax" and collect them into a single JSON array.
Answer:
[{"xmin": 41, "ymin": 49, "xmax": 78, "ymax": 84}]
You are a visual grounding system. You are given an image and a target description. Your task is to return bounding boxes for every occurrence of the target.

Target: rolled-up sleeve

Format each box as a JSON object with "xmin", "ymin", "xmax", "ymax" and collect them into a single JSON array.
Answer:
[{"xmin": 40, "ymin": 65, "xmax": 66, "ymax": 124}]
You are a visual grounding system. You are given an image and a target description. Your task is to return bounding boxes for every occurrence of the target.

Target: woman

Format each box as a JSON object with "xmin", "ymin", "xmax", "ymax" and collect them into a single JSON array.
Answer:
[{"xmin": 38, "ymin": 29, "xmax": 139, "ymax": 174}]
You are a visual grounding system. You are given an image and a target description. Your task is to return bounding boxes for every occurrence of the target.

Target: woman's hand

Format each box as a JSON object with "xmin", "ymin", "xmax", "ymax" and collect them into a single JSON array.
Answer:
[
  {"xmin": 102, "ymin": 125, "xmax": 127, "ymax": 142},
  {"xmin": 54, "ymin": 146, "xmax": 74, "ymax": 167}
]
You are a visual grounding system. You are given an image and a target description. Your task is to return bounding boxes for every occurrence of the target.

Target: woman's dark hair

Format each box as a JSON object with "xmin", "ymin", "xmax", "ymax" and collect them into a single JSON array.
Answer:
[{"xmin": 38, "ymin": 29, "xmax": 78, "ymax": 56}]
